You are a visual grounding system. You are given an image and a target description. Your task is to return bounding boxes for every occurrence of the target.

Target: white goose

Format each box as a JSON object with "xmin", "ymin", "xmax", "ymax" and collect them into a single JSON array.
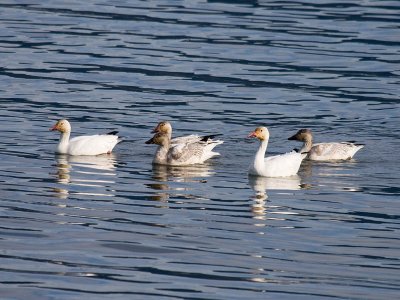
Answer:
[
  {"xmin": 248, "ymin": 127, "xmax": 306, "ymax": 177},
  {"xmin": 50, "ymin": 119, "xmax": 121, "ymax": 156},
  {"xmin": 288, "ymin": 129, "xmax": 364, "ymax": 161},
  {"xmin": 146, "ymin": 122, "xmax": 223, "ymax": 165}
]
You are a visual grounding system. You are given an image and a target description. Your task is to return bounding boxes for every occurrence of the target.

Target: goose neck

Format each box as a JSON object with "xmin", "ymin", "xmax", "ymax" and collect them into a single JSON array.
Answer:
[
  {"xmin": 255, "ymin": 138, "xmax": 268, "ymax": 161},
  {"xmin": 57, "ymin": 131, "xmax": 70, "ymax": 154},
  {"xmin": 154, "ymin": 142, "xmax": 170, "ymax": 164},
  {"xmin": 300, "ymin": 139, "xmax": 312, "ymax": 153},
  {"xmin": 60, "ymin": 131, "xmax": 70, "ymax": 143}
]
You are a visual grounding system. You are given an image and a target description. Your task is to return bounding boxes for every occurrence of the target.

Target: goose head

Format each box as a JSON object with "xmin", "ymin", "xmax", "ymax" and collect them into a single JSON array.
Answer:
[
  {"xmin": 152, "ymin": 121, "xmax": 172, "ymax": 135},
  {"xmin": 145, "ymin": 132, "xmax": 170, "ymax": 146},
  {"xmin": 288, "ymin": 129, "xmax": 312, "ymax": 142},
  {"xmin": 50, "ymin": 119, "xmax": 71, "ymax": 133},
  {"xmin": 248, "ymin": 126, "xmax": 270, "ymax": 141}
]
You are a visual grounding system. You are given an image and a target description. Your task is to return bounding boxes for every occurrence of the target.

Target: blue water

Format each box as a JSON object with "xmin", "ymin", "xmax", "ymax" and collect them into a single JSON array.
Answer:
[{"xmin": 0, "ymin": 1, "xmax": 399, "ymax": 299}]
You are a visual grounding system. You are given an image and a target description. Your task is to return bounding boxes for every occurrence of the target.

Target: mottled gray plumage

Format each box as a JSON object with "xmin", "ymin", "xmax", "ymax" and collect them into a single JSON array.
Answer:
[
  {"xmin": 147, "ymin": 121, "xmax": 223, "ymax": 166},
  {"xmin": 288, "ymin": 129, "xmax": 364, "ymax": 160}
]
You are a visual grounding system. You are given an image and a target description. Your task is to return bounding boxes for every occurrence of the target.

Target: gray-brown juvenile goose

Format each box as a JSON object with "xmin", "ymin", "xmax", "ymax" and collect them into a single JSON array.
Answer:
[{"xmin": 288, "ymin": 129, "xmax": 364, "ymax": 161}]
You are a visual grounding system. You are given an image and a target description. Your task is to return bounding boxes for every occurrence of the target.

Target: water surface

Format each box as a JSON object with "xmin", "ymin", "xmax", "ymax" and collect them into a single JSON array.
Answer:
[{"xmin": 0, "ymin": 1, "xmax": 399, "ymax": 299}]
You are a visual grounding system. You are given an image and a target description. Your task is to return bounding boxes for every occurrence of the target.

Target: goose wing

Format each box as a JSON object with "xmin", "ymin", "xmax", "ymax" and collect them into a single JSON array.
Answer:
[
  {"xmin": 169, "ymin": 142, "xmax": 204, "ymax": 163},
  {"xmin": 68, "ymin": 134, "xmax": 119, "ymax": 155},
  {"xmin": 311, "ymin": 142, "xmax": 362, "ymax": 160}
]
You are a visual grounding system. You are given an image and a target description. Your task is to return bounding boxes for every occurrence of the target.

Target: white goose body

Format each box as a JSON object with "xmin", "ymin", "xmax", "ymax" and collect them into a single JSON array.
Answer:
[
  {"xmin": 51, "ymin": 119, "xmax": 120, "ymax": 156},
  {"xmin": 248, "ymin": 127, "xmax": 306, "ymax": 177},
  {"xmin": 147, "ymin": 121, "xmax": 223, "ymax": 166},
  {"xmin": 288, "ymin": 129, "xmax": 364, "ymax": 161}
]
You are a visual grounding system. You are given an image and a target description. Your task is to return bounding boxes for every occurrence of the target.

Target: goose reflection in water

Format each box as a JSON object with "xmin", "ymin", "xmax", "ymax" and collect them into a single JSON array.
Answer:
[
  {"xmin": 300, "ymin": 159, "xmax": 363, "ymax": 192},
  {"xmin": 248, "ymin": 175, "xmax": 303, "ymax": 200},
  {"xmin": 52, "ymin": 154, "xmax": 117, "ymax": 199},
  {"xmin": 146, "ymin": 163, "xmax": 215, "ymax": 202},
  {"xmin": 248, "ymin": 175, "xmax": 306, "ymax": 223}
]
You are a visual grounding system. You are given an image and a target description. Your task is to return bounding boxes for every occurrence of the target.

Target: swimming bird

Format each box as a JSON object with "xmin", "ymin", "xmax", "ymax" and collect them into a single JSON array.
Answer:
[
  {"xmin": 248, "ymin": 126, "xmax": 306, "ymax": 177},
  {"xmin": 50, "ymin": 119, "xmax": 121, "ymax": 155},
  {"xmin": 288, "ymin": 129, "xmax": 364, "ymax": 161},
  {"xmin": 146, "ymin": 125, "xmax": 223, "ymax": 166}
]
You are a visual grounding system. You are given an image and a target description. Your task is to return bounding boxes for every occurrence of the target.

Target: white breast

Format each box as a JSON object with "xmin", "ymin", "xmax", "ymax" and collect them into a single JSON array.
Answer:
[{"xmin": 250, "ymin": 151, "xmax": 305, "ymax": 177}]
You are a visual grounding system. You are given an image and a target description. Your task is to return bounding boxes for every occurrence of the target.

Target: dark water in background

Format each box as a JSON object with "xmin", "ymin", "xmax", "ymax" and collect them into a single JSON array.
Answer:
[{"xmin": 0, "ymin": 1, "xmax": 399, "ymax": 299}]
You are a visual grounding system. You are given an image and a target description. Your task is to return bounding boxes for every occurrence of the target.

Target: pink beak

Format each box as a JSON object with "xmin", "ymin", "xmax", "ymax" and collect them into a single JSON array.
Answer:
[
  {"xmin": 49, "ymin": 124, "xmax": 57, "ymax": 131},
  {"xmin": 248, "ymin": 131, "xmax": 257, "ymax": 138},
  {"xmin": 151, "ymin": 125, "xmax": 160, "ymax": 133}
]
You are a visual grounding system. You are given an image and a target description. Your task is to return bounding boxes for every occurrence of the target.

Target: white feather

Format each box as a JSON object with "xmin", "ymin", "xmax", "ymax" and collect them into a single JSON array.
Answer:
[
  {"xmin": 52, "ymin": 119, "xmax": 120, "ymax": 156},
  {"xmin": 249, "ymin": 127, "xmax": 306, "ymax": 177}
]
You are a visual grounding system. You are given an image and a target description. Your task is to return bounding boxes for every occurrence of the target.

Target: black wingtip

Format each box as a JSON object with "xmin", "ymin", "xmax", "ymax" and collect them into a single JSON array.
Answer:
[
  {"xmin": 201, "ymin": 134, "xmax": 223, "ymax": 142},
  {"xmin": 107, "ymin": 130, "xmax": 119, "ymax": 136},
  {"xmin": 346, "ymin": 140, "xmax": 365, "ymax": 147}
]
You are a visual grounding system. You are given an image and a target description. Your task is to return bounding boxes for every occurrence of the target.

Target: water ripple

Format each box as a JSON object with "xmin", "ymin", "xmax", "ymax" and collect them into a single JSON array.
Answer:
[{"xmin": 0, "ymin": 0, "xmax": 399, "ymax": 299}]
